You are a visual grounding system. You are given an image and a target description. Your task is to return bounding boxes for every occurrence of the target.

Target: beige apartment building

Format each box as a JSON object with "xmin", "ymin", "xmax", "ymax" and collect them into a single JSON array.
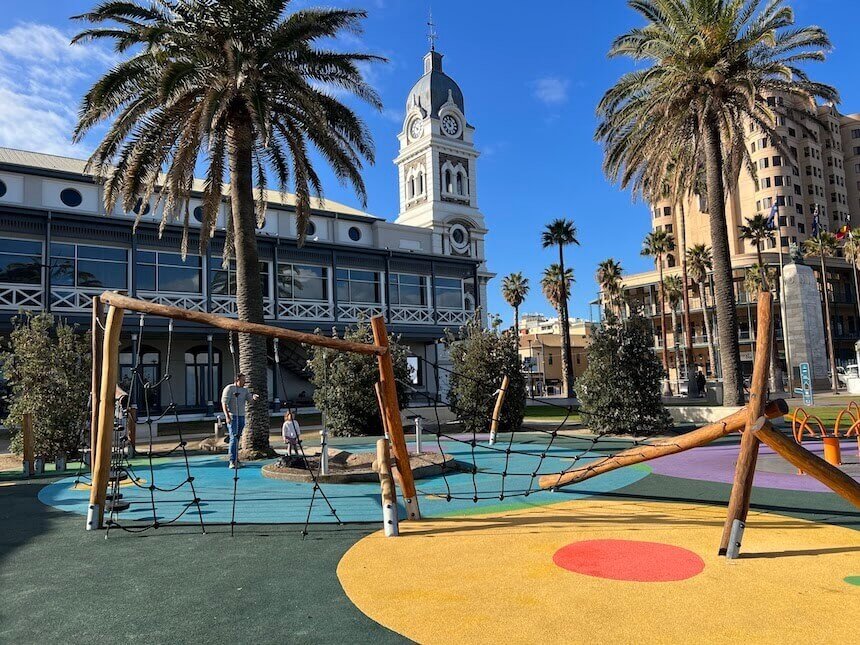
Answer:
[
  {"xmin": 518, "ymin": 314, "xmax": 593, "ymax": 395},
  {"xmin": 619, "ymin": 95, "xmax": 860, "ymax": 386}
]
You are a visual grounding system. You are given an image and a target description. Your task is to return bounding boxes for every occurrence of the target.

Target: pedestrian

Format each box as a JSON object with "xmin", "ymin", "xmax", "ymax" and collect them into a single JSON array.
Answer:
[
  {"xmin": 281, "ymin": 410, "xmax": 302, "ymax": 458},
  {"xmin": 221, "ymin": 373, "xmax": 260, "ymax": 469},
  {"xmin": 696, "ymin": 369, "xmax": 707, "ymax": 399}
]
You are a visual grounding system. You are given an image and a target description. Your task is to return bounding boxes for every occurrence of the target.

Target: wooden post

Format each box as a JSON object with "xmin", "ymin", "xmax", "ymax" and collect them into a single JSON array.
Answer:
[
  {"xmin": 374, "ymin": 381, "xmax": 390, "ymax": 439},
  {"xmin": 538, "ymin": 399, "xmax": 787, "ymax": 490},
  {"xmin": 90, "ymin": 296, "xmax": 104, "ymax": 466},
  {"xmin": 720, "ymin": 291, "xmax": 772, "ymax": 557},
  {"xmin": 488, "ymin": 375, "xmax": 510, "ymax": 445},
  {"xmin": 87, "ymin": 305, "xmax": 125, "ymax": 530},
  {"xmin": 21, "ymin": 412, "xmax": 34, "ymax": 476},
  {"xmin": 373, "ymin": 438, "xmax": 400, "ymax": 537},
  {"xmin": 752, "ymin": 417, "xmax": 860, "ymax": 508},
  {"xmin": 370, "ymin": 315, "xmax": 420, "ymax": 520}
]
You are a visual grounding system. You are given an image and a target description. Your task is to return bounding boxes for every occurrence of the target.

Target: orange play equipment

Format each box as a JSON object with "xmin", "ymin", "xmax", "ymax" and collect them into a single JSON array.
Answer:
[{"xmin": 790, "ymin": 401, "xmax": 860, "ymax": 468}]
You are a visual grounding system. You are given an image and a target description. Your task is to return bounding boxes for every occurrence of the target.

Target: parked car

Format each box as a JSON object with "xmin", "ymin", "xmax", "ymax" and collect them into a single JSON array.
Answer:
[{"xmin": 837, "ymin": 365, "xmax": 859, "ymax": 387}]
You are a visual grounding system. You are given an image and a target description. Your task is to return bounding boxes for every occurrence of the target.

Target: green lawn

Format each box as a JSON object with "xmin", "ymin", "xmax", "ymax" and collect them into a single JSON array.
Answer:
[{"xmin": 523, "ymin": 404, "xmax": 581, "ymax": 424}]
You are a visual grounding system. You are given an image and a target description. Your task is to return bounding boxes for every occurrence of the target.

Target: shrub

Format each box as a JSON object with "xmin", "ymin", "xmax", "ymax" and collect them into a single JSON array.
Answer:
[
  {"xmin": 444, "ymin": 317, "xmax": 526, "ymax": 434},
  {"xmin": 0, "ymin": 313, "xmax": 91, "ymax": 457},
  {"xmin": 576, "ymin": 313, "xmax": 672, "ymax": 435},
  {"xmin": 307, "ymin": 322, "xmax": 411, "ymax": 437}
]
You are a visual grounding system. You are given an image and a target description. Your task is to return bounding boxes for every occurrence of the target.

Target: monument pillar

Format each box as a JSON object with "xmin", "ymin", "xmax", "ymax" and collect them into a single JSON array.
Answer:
[{"xmin": 781, "ymin": 262, "xmax": 830, "ymax": 389}]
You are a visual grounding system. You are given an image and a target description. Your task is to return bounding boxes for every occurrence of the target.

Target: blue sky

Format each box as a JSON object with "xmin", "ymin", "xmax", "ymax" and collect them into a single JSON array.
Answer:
[{"xmin": 1, "ymin": 0, "xmax": 859, "ymax": 322}]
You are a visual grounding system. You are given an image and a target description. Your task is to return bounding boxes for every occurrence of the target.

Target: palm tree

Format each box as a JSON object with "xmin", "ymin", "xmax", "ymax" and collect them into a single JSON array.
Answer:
[
  {"xmin": 804, "ymin": 232, "xmax": 840, "ymax": 391},
  {"xmin": 541, "ymin": 219, "xmax": 579, "ymax": 398},
  {"xmin": 501, "ymin": 272, "xmax": 529, "ymax": 333},
  {"xmin": 72, "ymin": 1, "xmax": 382, "ymax": 458},
  {"xmin": 739, "ymin": 215, "xmax": 776, "ymax": 290},
  {"xmin": 843, "ymin": 232, "xmax": 860, "ymax": 323},
  {"xmin": 642, "ymin": 230, "xmax": 673, "ymax": 394},
  {"xmin": 596, "ymin": 259, "xmax": 623, "ymax": 318},
  {"xmin": 597, "ymin": 0, "xmax": 837, "ymax": 406},
  {"xmin": 663, "ymin": 274, "xmax": 685, "ymax": 393},
  {"xmin": 687, "ymin": 244, "xmax": 718, "ymax": 377},
  {"xmin": 541, "ymin": 264, "xmax": 574, "ymax": 395}
]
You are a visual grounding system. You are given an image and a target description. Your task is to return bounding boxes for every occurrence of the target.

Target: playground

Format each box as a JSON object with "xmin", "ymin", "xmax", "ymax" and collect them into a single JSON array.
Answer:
[{"xmin": 1, "ymin": 291, "xmax": 859, "ymax": 644}]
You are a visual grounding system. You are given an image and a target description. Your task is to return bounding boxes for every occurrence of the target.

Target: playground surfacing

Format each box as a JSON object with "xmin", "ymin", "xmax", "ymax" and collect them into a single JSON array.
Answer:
[{"xmin": 2, "ymin": 433, "xmax": 859, "ymax": 643}]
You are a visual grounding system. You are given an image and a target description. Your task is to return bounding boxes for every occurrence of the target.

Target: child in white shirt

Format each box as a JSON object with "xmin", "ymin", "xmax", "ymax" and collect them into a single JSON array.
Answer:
[{"xmin": 281, "ymin": 411, "xmax": 301, "ymax": 457}]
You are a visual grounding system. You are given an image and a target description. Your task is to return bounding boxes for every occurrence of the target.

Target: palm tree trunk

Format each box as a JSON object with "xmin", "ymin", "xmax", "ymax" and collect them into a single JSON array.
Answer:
[
  {"xmin": 819, "ymin": 254, "xmax": 839, "ymax": 391},
  {"xmin": 678, "ymin": 200, "xmax": 695, "ymax": 396},
  {"xmin": 657, "ymin": 260, "xmax": 670, "ymax": 395},
  {"xmin": 514, "ymin": 304, "xmax": 519, "ymax": 335},
  {"xmin": 698, "ymin": 281, "xmax": 717, "ymax": 377},
  {"xmin": 703, "ymin": 118, "xmax": 744, "ymax": 405},
  {"xmin": 557, "ymin": 245, "xmax": 574, "ymax": 398},
  {"xmin": 227, "ymin": 117, "xmax": 272, "ymax": 459},
  {"xmin": 671, "ymin": 308, "xmax": 680, "ymax": 393}
]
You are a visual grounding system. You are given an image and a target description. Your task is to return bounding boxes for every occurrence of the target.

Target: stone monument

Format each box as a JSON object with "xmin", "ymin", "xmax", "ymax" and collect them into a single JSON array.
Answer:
[{"xmin": 781, "ymin": 260, "xmax": 830, "ymax": 388}]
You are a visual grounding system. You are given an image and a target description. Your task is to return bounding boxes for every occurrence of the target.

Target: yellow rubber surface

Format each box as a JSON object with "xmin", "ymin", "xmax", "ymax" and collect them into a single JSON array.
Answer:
[{"xmin": 337, "ymin": 500, "xmax": 860, "ymax": 644}]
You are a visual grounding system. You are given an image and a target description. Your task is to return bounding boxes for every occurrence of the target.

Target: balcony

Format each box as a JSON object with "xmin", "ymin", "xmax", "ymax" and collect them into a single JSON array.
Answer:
[
  {"xmin": 0, "ymin": 284, "xmax": 43, "ymax": 310},
  {"xmin": 390, "ymin": 305, "xmax": 434, "ymax": 324},
  {"xmin": 209, "ymin": 294, "xmax": 275, "ymax": 318}
]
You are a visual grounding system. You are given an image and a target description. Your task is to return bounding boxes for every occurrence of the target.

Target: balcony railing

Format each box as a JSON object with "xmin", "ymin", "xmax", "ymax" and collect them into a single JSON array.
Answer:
[
  {"xmin": 0, "ymin": 284, "xmax": 43, "ymax": 310},
  {"xmin": 437, "ymin": 308, "xmax": 472, "ymax": 326},
  {"xmin": 278, "ymin": 301, "xmax": 334, "ymax": 321},
  {"xmin": 390, "ymin": 305, "xmax": 434, "ymax": 324},
  {"xmin": 138, "ymin": 291, "xmax": 206, "ymax": 312},
  {"xmin": 210, "ymin": 295, "xmax": 275, "ymax": 318},
  {"xmin": 51, "ymin": 286, "xmax": 105, "ymax": 312},
  {"xmin": 337, "ymin": 303, "xmax": 384, "ymax": 322}
]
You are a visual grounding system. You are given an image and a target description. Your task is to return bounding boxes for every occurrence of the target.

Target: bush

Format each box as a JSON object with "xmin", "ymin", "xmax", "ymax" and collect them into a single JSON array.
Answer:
[
  {"xmin": 576, "ymin": 313, "xmax": 672, "ymax": 436},
  {"xmin": 444, "ymin": 317, "xmax": 526, "ymax": 434},
  {"xmin": 0, "ymin": 313, "xmax": 91, "ymax": 457},
  {"xmin": 307, "ymin": 322, "xmax": 411, "ymax": 437}
]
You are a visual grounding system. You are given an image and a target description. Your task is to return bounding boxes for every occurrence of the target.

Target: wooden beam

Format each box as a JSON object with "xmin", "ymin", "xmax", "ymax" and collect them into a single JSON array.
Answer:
[
  {"xmin": 752, "ymin": 418, "xmax": 860, "ymax": 508},
  {"xmin": 489, "ymin": 375, "xmax": 510, "ymax": 445},
  {"xmin": 87, "ymin": 305, "xmax": 125, "ymax": 530},
  {"xmin": 538, "ymin": 399, "xmax": 788, "ymax": 490},
  {"xmin": 21, "ymin": 412, "xmax": 34, "ymax": 476},
  {"xmin": 370, "ymin": 315, "xmax": 420, "ymax": 520},
  {"xmin": 90, "ymin": 296, "xmax": 104, "ymax": 466},
  {"xmin": 98, "ymin": 291, "xmax": 386, "ymax": 357},
  {"xmin": 373, "ymin": 438, "xmax": 399, "ymax": 537},
  {"xmin": 719, "ymin": 291, "xmax": 772, "ymax": 556},
  {"xmin": 374, "ymin": 381, "xmax": 390, "ymax": 439}
]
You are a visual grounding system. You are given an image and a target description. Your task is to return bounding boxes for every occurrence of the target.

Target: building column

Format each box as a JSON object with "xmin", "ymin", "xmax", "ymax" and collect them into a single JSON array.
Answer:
[
  {"xmin": 44, "ymin": 213, "xmax": 52, "ymax": 313},
  {"xmin": 207, "ymin": 334, "xmax": 215, "ymax": 416},
  {"xmin": 272, "ymin": 337, "xmax": 281, "ymax": 412}
]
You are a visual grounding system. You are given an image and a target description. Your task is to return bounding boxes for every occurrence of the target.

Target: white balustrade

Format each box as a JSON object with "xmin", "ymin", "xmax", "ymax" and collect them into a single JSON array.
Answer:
[
  {"xmin": 337, "ymin": 303, "xmax": 384, "ymax": 322},
  {"xmin": 0, "ymin": 285, "xmax": 43, "ymax": 310},
  {"xmin": 389, "ymin": 306, "xmax": 434, "ymax": 324},
  {"xmin": 278, "ymin": 301, "xmax": 334, "ymax": 321},
  {"xmin": 137, "ymin": 291, "xmax": 206, "ymax": 311},
  {"xmin": 210, "ymin": 295, "xmax": 275, "ymax": 318}
]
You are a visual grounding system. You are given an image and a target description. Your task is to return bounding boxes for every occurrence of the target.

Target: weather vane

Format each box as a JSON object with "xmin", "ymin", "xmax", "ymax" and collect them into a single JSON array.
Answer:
[{"xmin": 427, "ymin": 9, "xmax": 437, "ymax": 51}]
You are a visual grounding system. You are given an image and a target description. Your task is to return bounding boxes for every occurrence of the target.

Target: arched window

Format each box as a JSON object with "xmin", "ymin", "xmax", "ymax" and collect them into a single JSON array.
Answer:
[
  {"xmin": 408, "ymin": 176, "xmax": 415, "ymax": 199},
  {"xmin": 666, "ymin": 254, "xmax": 676, "ymax": 268},
  {"xmin": 185, "ymin": 345, "xmax": 222, "ymax": 407},
  {"xmin": 119, "ymin": 344, "xmax": 161, "ymax": 410},
  {"xmin": 444, "ymin": 170, "xmax": 452, "ymax": 193},
  {"xmin": 456, "ymin": 172, "xmax": 464, "ymax": 195},
  {"xmin": 417, "ymin": 171, "xmax": 424, "ymax": 194}
]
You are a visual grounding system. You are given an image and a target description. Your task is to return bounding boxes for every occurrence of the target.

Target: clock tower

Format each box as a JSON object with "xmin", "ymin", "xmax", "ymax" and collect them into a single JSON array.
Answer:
[{"xmin": 394, "ymin": 48, "xmax": 488, "ymax": 273}]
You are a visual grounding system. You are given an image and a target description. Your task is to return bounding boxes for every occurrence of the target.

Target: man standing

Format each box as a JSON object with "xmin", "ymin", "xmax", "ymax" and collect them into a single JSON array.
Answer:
[{"xmin": 221, "ymin": 374, "xmax": 260, "ymax": 468}]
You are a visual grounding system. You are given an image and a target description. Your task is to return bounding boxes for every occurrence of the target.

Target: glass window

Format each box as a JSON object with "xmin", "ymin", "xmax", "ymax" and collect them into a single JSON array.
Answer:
[
  {"xmin": 0, "ymin": 237, "xmax": 42, "ymax": 285},
  {"xmin": 389, "ymin": 273, "xmax": 427, "ymax": 306},
  {"xmin": 336, "ymin": 268, "xmax": 380, "ymax": 304},
  {"xmin": 138, "ymin": 250, "xmax": 202, "ymax": 293},
  {"xmin": 348, "ymin": 226, "xmax": 362, "ymax": 242},
  {"xmin": 50, "ymin": 243, "xmax": 127, "ymax": 289},
  {"xmin": 211, "ymin": 257, "xmax": 270, "ymax": 297},
  {"xmin": 278, "ymin": 263, "xmax": 328, "ymax": 301},
  {"xmin": 407, "ymin": 355, "xmax": 424, "ymax": 386},
  {"xmin": 60, "ymin": 188, "xmax": 83, "ymax": 208},
  {"xmin": 434, "ymin": 277, "xmax": 463, "ymax": 309},
  {"xmin": 0, "ymin": 179, "xmax": 6, "ymax": 198}
]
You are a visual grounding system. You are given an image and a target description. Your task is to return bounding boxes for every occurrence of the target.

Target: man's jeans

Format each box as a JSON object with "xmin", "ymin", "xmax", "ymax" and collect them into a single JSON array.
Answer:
[{"xmin": 228, "ymin": 416, "xmax": 245, "ymax": 464}]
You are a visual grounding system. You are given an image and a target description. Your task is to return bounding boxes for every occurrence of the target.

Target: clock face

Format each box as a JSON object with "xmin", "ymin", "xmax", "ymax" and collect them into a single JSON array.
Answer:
[
  {"xmin": 409, "ymin": 118, "xmax": 423, "ymax": 140},
  {"xmin": 441, "ymin": 114, "xmax": 460, "ymax": 137}
]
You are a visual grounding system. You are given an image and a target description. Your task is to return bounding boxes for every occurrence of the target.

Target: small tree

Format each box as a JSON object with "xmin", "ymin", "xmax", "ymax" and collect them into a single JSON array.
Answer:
[
  {"xmin": 576, "ymin": 313, "xmax": 672, "ymax": 436},
  {"xmin": 307, "ymin": 322, "xmax": 411, "ymax": 437},
  {"xmin": 444, "ymin": 317, "xmax": 526, "ymax": 435},
  {"xmin": 0, "ymin": 313, "xmax": 91, "ymax": 457}
]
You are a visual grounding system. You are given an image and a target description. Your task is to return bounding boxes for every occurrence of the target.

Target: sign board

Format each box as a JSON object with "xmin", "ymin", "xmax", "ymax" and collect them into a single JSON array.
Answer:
[{"xmin": 794, "ymin": 362, "xmax": 813, "ymax": 406}]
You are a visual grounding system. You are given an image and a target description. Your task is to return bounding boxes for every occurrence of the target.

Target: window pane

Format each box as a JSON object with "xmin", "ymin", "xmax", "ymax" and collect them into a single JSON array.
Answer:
[
  {"xmin": 77, "ymin": 246, "xmax": 127, "ymax": 262},
  {"xmin": 137, "ymin": 250, "xmax": 157, "ymax": 264},
  {"xmin": 436, "ymin": 277, "xmax": 460, "ymax": 290},
  {"xmin": 399, "ymin": 284, "xmax": 425, "ymax": 306},
  {"xmin": 51, "ymin": 243, "xmax": 75, "ymax": 259},
  {"xmin": 137, "ymin": 265, "xmax": 157, "ymax": 291},
  {"xmin": 350, "ymin": 280, "xmax": 379, "ymax": 303},
  {"xmin": 210, "ymin": 270, "xmax": 230, "ymax": 295},
  {"xmin": 349, "ymin": 269, "xmax": 376, "ymax": 283},
  {"xmin": 0, "ymin": 253, "xmax": 41, "ymax": 284},
  {"xmin": 336, "ymin": 280, "xmax": 349, "ymax": 303},
  {"xmin": 293, "ymin": 266, "xmax": 326, "ymax": 300},
  {"xmin": 50, "ymin": 259, "xmax": 76, "ymax": 286},
  {"xmin": 0, "ymin": 239, "xmax": 41, "ymax": 255},
  {"xmin": 77, "ymin": 259, "xmax": 127, "ymax": 288},
  {"xmin": 435, "ymin": 287, "xmax": 461, "ymax": 309},
  {"xmin": 159, "ymin": 266, "xmax": 200, "ymax": 292}
]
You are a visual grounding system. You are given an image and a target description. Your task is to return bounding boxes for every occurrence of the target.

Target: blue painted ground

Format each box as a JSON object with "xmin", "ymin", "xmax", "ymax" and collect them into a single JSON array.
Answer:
[{"xmin": 38, "ymin": 441, "xmax": 650, "ymax": 525}]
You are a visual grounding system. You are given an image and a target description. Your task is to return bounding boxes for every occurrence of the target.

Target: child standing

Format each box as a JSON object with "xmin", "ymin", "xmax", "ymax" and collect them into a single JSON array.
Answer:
[{"xmin": 281, "ymin": 411, "xmax": 302, "ymax": 458}]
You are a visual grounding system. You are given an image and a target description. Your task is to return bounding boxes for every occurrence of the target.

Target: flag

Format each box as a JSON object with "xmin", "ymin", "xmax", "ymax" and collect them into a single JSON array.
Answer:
[
  {"xmin": 837, "ymin": 213, "xmax": 852, "ymax": 240},
  {"xmin": 766, "ymin": 201, "xmax": 778, "ymax": 230},
  {"xmin": 812, "ymin": 205, "xmax": 821, "ymax": 237}
]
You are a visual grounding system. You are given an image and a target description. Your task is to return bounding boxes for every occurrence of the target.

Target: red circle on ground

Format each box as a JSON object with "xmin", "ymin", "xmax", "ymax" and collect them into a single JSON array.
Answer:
[{"xmin": 553, "ymin": 539, "xmax": 705, "ymax": 582}]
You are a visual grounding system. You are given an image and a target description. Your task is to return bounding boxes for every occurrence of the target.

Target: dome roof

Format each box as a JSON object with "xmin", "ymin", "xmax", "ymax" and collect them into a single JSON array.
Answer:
[{"xmin": 406, "ymin": 51, "xmax": 464, "ymax": 118}]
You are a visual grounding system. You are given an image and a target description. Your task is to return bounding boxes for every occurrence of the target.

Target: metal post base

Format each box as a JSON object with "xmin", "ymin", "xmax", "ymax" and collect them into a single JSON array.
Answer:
[
  {"xmin": 383, "ymin": 502, "xmax": 399, "ymax": 537},
  {"xmin": 725, "ymin": 519, "xmax": 745, "ymax": 559},
  {"xmin": 86, "ymin": 504, "xmax": 100, "ymax": 531},
  {"xmin": 404, "ymin": 496, "xmax": 421, "ymax": 520}
]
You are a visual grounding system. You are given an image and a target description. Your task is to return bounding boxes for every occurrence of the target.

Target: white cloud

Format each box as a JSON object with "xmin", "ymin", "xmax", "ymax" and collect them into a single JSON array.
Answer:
[
  {"xmin": 0, "ymin": 23, "xmax": 114, "ymax": 156},
  {"xmin": 532, "ymin": 77, "xmax": 570, "ymax": 105}
]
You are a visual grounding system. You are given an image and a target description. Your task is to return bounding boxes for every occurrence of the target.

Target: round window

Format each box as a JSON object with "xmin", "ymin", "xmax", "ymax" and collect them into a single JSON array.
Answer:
[
  {"xmin": 193, "ymin": 206, "xmax": 204, "ymax": 222},
  {"xmin": 452, "ymin": 228, "xmax": 466, "ymax": 245},
  {"xmin": 60, "ymin": 188, "xmax": 83, "ymax": 208},
  {"xmin": 133, "ymin": 197, "xmax": 151, "ymax": 216},
  {"xmin": 348, "ymin": 226, "xmax": 362, "ymax": 242},
  {"xmin": 306, "ymin": 221, "xmax": 316, "ymax": 237},
  {"xmin": 449, "ymin": 223, "xmax": 470, "ymax": 252},
  {"xmin": 0, "ymin": 179, "xmax": 6, "ymax": 199}
]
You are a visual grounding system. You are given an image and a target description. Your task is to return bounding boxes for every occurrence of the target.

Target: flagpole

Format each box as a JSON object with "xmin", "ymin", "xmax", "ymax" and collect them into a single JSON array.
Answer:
[{"xmin": 777, "ymin": 237, "xmax": 794, "ymax": 396}]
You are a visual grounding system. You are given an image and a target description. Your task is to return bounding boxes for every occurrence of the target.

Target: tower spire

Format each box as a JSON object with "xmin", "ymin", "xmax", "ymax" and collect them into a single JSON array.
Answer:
[{"xmin": 427, "ymin": 9, "xmax": 437, "ymax": 51}]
